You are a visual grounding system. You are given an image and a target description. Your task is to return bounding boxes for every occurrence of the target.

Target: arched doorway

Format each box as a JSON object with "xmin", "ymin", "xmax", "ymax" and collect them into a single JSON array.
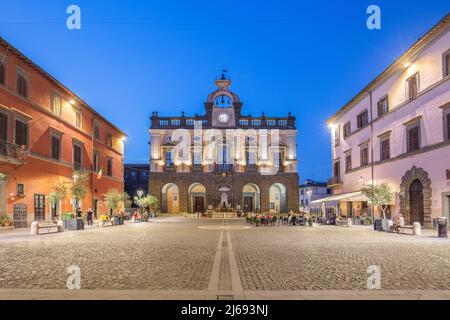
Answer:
[
  {"xmin": 409, "ymin": 179, "xmax": 424, "ymax": 226},
  {"xmin": 270, "ymin": 183, "xmax": 287, "ymax": 213},
  {"xmin": 399, "ymin": 166, "xmax": 432, "ymax": 227},
  {"xmin": 161, "ymin": 183, "xmax": 180, "ymax": 214},
  {"xmin": 189, "ymin": 183, "xmax": 206, "ymax": 213},
  {"xmin": 242, "ymin": 184, "xmax": 260, "ymax": 213}
]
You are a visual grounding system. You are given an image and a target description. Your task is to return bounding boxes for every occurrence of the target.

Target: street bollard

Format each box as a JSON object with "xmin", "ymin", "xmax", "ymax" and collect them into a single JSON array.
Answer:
[
  {"xmin": 413, "ymin": 222, "xmax": 422, "ymax": 236},
  {"xmin": 437, "ymin": 217, "xmax": 448, "ymax": 238},
  {"xmin": 30, "ymin": 221, "xmax": 38, "ymax": 235}
]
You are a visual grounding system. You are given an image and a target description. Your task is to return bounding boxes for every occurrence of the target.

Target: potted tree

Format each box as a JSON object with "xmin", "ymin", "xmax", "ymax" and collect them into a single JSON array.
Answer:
[
  {"xmin": 50, "ymin": 180, "xmax": 69, "ymax": 222},
  {"xmin": 362, "ymin": 183, "xmax": 393, "ymax": 232},
  {"xmin": 69, "ymin": 172, "xmax": 89, "ymax": 230}
]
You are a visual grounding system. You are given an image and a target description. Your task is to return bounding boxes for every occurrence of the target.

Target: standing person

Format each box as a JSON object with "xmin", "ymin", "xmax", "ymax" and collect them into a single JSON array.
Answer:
[{"xmin": 86, "ymin": 208, "xmax": 93, "ymax": 226}]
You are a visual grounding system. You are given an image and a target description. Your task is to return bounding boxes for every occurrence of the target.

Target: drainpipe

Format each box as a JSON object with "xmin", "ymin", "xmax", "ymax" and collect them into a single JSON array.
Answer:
[{"xmin": 367, "ymin": 89, "xmax": 375, "ymax": 220}]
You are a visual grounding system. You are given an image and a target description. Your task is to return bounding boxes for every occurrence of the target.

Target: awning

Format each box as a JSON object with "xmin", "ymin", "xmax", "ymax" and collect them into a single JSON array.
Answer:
[{"xmin": 311, "ymin": 191, "xmax": 369, "ymax": 205}]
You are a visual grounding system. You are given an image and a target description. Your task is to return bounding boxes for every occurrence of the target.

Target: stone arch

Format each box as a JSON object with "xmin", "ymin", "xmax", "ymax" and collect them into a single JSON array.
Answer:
[
  {"xmin": 399, "ymin": 166, "xmax": 432, "ymax": 227},
  {"xmin": 188, "ymin": 183, "xmax": 207, "ymax": 213},
  {"xmin": 242, "ymin": 183, "xmax": 261, "ymax": 213},
  {"xmin": 161, "ymin": 183, "xmax": 180, "ymax": 214},
  {"xmin": 270, "ymin": 183, "xmax": 287, "ymax": 213}
]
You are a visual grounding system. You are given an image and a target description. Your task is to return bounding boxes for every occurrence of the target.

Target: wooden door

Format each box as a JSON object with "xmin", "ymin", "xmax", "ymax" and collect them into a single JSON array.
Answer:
[
  {"xmin": 194, "ymin": 196, "xmax": 205, "ymax": 213},
  {"xmin": 244, "ymin": 197, "xmax": 253, "ymax": 213},
  {"xmin": 34, "ymin": 194, "xmax": 46, "ymax": 222},
  {"xmin": 409, "ymin": 180, "xmax": 424, "ymax": 225}
]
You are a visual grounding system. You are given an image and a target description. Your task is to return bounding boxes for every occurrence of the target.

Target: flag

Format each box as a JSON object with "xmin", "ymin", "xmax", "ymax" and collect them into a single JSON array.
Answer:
[{"xmin": 96, "ymin": 168, "xmax": 103, "ymax": 180}]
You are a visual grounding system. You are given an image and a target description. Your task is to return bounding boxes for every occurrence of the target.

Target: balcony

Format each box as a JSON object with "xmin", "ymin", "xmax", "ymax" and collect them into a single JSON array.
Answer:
[
  {"xmin": 150, "ymin": 112, "xmax": 296, "ymax": 129},
  {"xmin": 327, "ymin": 177, "xmax": 343, "ymax": 188},
  {"xmin": 215, "ymin": 164, "xmax": 234, "ymax": 174},
  {"xmin": 0, "ymin": 140, "xmax": 26, "ymax": 165}
]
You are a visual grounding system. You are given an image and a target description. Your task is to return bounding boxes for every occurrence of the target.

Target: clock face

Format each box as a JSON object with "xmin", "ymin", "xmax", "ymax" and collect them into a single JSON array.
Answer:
[
  {"xmin": 218, "ymin": 113, "xmax": 230, "ymax": 124},
  {"xmin": 214, "ymin": 94, "xmax": 232, "ymax": 108}
]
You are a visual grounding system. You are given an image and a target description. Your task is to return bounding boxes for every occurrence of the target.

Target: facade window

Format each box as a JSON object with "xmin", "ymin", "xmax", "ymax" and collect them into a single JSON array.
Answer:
[
  {"xmin": 193, "ymin": 149, "xmax": 202, "ymax": 166},
  {"xmin": 345, "ymin": 152, "xmax": 352, "ymax": 172},
  {"xmin": 0, "ymin": 62, "xmax": 5, "ymax": 85},
  {"xmin": 406, "ymin": 73, "xmax": 419, "ymax": 100},
  {"xmin": 15, "ymin": 119, "xmax": 28, "ymax": 148},
  {"xmin": 407, "ymin": 124, "xmax": 420, "ymax": 153},
  {"xmin": 94, "ymin": 125, "xmax": 100, "ymax": 140},
  {"xmin": 360, "ymin": 144, "xmax": 369, "ymax": 167},
  {"xmin": 447, "ymin": 113, "xmax": 450, "ymax": 141},
  {"xmin": 93, "ymin": 153, "xmax": 100, "ymax": 172},
  {"xmin": 51, "ymin": 134, "xmax": 61, "ymax": 160},
  {"xmin": 444, "ymin": 50, "xmax": 450, "ymax": 78},
  {"xmin": 165, "ymin": 151, "xmax": 173, "ymax": 167},
  {"xmin": 377, "ymin": 96, "xmax": 389, "ymax": 117},
  {"xmin": 333, "ymin": 125, "xmax": 340, "ymax": 146},
  {"xmin": 380, "ymin": 136, "xmax": 390, "ymax": 161},
  {"xmin": 343, "ymin": 122, "xmax": 351, "ymax": 138},
  {"xmin": 107, "ymin": 158, "xmax": 113, "ymax": 177},
  {"xmin": 106, "ymin": 133, "xmax": 113, "ymax": 148},
  {"xmin": 17, "ymin": 183, "xmax": 24, "ymax": 196},
  {"xmin": 51, "ymin": 94, "xmax": 62, "ymax": 116},
  {"xmin": 0, "ymin": 112, "xmax": 7, "ymax": 141},
  {"xmin": 73, "ymin": 143, "xmax": 82, "ymax": 171},
  {"xmin": 16, "ymin": 73, "xmax": 28, "ymax": 98},
  {"xmin": 357, "ymin": 110, "xmax": 369, "ymax": 129},
  {"xmin": 333, "ymin": 160, "xmax": 341, "ymax": 183},
  {"xmin": 74, "ymin": 111, "xmax": 82, "ymax": 129}
]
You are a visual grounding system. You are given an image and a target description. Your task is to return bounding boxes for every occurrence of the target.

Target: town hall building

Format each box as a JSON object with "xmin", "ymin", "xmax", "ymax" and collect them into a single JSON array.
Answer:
[{"xmin": 148, "ymin": 74, "xmax": 299, "ymax": 214}]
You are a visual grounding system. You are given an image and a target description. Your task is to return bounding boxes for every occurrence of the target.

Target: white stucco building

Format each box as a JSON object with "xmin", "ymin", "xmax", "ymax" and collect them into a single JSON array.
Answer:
[{"xmin": 323, "ymin": 14, "xmax": 450, "ymax": 228}]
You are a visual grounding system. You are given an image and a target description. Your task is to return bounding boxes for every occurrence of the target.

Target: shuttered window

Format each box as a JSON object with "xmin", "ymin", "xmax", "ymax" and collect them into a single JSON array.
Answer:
[
  {"xmin": 444, "ymin": 52, "xmax": 450, "ymax": 77},
  {"xmin": 357, "ymin": 110, "xmax": 369, "ymax": 129},
  {"xmin": 0, "ymin": 63, "xmax": 5, "ymax": 85},
  {"xmin": 407, "ymin": 125, "xmax": 420, "ymax": 153},
  {"xmin": 380, "ymin": 137, "xmax": 390, "ymax": 161},
  {"xmin": 407, "ymin": 74, "xmax": 419, "ymax": 100},
  {"xmin": 377, "ymin": 96, "xmax": 389, "ymax": 117},
  {"xmin": 106, "ymin": 158, "xmax": 112, "ymax": 177},
  {"xmin": 360, "ymin": 145, "xmax": 369, "ymax": 167},
  {"xmin": 15, "ymin": 120, "xmax": 28, "ymax": 147},
  {"xmin": 51, "ymin": 135, "xmax": 61, "ymax": 160},
  {"xmin": 73, "ymin": 144, "xmax": 82, "ymax": 171},
  {"xmin": 447, "ymin": 113, "xmax": 450, "ymax": 141},
  {"xmin": 0, "ymin": 112, "xmax": 7, "ymax": 141},
  {"xmin": 16, "ymin": 74, "xmax": 28, "ymax": 98}
]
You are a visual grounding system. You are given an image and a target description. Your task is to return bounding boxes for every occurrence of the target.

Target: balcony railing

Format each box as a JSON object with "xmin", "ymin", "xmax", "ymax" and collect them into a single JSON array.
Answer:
[
  {"xmin": 150, "ymin": 112, "xmax": 296, "ymax": 129},
  {"xmin": 327, "ymin": 177, "xmax": 342, "ymax": 187},
  {"xmin": 215, "ymin": 164, "xmax": 234, "ymax": 173},
  {"xmin": 0, "ymin": 140, "xmax": 26, "ymax": 164}
]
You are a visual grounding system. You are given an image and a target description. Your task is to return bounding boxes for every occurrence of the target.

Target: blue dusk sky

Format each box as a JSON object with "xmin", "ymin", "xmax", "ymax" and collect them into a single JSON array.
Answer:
[{"xmin": 1, "ymin": 1, "xmax": 448, "ymax": 182}]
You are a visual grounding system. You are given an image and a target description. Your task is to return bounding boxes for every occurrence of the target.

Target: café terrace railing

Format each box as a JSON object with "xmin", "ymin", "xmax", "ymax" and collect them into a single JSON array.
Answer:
[{"xmin": 150, "ymin": 112, "xmax": 296, "ymax": 130}]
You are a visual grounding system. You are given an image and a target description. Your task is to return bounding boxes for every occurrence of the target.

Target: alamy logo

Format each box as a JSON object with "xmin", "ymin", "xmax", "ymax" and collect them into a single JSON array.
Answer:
[
  {"xmin": 66, "ymin": 265, "xmax": 81, "ymax": 290},
  {"xmin": 367, "ymin": 265, "xmax": 381, "ymax": 290},
  {"xmin": 66, "ymin": 5, "xmax": 81, "ymax": 30},
  {"xmin": 366, "ymin": 5, "xmax": 381, "ymax": 30}
]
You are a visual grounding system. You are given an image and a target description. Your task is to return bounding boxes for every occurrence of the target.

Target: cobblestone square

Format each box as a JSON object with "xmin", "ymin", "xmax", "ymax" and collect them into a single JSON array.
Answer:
[{"xmin": 1, "ymin": 217, "xmax": 450, "ymax": 299}]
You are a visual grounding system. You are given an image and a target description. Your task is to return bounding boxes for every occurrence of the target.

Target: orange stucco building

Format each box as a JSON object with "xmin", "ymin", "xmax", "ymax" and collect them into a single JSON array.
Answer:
[{"xmin": 0, "ymin": 36, "xmax": 127, "ymax": 227}]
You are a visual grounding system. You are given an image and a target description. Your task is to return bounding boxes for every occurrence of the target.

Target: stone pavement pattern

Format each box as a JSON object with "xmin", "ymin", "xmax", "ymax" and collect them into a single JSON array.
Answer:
[{"xmin": 1, "ymin": 217, "xmax": 450, "ymax": 293}]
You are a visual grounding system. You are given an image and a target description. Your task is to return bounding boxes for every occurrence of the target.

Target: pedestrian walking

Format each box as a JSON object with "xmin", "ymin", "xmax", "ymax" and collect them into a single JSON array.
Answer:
[{"xmin": 86, "ymin": 208, "xmax": 93, "ymax": 226}]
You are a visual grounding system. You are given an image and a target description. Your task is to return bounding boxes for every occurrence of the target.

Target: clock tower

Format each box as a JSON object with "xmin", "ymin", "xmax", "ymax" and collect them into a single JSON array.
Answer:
[{"xmin": 207, "ymin": 71, "xmax": 241, "ymax": 128}]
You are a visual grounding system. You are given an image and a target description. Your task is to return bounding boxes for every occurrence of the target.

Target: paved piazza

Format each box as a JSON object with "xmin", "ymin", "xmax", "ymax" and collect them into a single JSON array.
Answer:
[{"xmin": 1, "ymin": 217, "xmax": 450, "ymax": 299}]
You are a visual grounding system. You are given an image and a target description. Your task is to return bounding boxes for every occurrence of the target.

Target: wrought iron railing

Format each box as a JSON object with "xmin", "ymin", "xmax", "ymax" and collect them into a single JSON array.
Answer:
[{"xmin": 0, "ymin": 140, "xmax": 26, "ymax": 163}]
